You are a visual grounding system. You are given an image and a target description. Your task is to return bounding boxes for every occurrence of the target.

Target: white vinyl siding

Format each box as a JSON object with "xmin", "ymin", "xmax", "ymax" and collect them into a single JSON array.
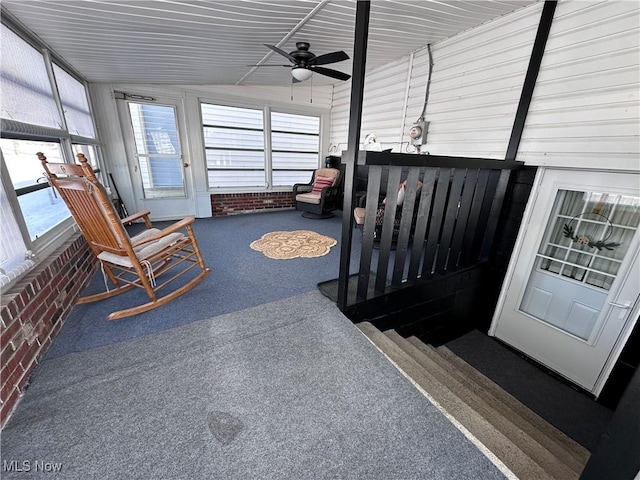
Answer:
[
  {"xmin": 330, "ymin": 56, "xmax": 411, "ymax": 154},
  {"xmin": 329, "ymin": 2, "xmax": 543, "ymax": 159},
  {"xmin": 419, "ymin": 3, "xmax": 541, "ymax": 158},
  {"xmin": 517, "ymin": 0, "xmax": 640, "ymax": 170}
]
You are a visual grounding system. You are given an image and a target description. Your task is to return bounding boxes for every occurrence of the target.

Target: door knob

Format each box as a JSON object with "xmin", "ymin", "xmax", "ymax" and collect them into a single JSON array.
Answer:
[{"xmin": 183, "ymin": 163, "xmax": 189, "ymax": 168}]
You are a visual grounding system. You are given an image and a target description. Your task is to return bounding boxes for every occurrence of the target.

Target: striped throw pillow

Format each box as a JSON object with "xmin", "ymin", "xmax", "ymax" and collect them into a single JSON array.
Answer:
[{"xmin": 311, "ymin": 175, "xmax": 334, "ymax": 194}]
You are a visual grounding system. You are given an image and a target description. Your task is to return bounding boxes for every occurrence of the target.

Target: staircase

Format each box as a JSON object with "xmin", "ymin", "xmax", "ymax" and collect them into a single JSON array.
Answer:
[{"xmin": 357, "ymin": 322, "xmax": 591, "ymax": 480}]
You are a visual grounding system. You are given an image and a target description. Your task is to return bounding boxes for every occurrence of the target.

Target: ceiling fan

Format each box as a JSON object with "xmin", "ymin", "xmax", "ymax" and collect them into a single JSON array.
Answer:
[{"xmin": 255, "ymin": 42, "xmax": 351, "ymax": 82}]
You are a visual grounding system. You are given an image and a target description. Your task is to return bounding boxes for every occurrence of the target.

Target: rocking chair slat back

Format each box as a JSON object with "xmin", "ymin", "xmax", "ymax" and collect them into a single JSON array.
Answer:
[{"xmin": 37, "ymin": 152, "xmax": 210, "ymax": 320}]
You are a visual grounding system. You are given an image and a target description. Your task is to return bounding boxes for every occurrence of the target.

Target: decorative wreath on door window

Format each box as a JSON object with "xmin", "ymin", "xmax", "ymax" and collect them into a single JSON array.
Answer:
[{"xmin": 563, "ymin": 212, "xmax": 620, "ymax": 251}]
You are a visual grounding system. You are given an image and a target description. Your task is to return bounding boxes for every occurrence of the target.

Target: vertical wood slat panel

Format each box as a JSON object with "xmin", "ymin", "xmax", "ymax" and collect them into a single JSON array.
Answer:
[
  {"xmin": 408, "ymin": 167, "xmax": 438, "ymax": 281},
  {"xmin": 374, "ymin": 166, "xmax": 403, "ymax": 293},
  {"xmin": 357, "ymin": 166, "xmax": 382, "ymax": 299},
  {"xmin": 435, "ymin": 168, "xmax": 467, "ymax": 273},
  {"xmin": 450, "ymin": 168, "xmax": 480, "ymax": 269},
  {"xmin": 391, "ymin": 167, "xmax": 422, "ymax": 287},
  {"xmin": 350, "ymin": 157, "xmax": 521, "ymax": 305},
  {"xmin": 459, "ymin": 168, "xmax": 492, "ymax": 266},
  {"xmin": 422, "ymin": 168, "xmax": 452, "ymax": 276}
]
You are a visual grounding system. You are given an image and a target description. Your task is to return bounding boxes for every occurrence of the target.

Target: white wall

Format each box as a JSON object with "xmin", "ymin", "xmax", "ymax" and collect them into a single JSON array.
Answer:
[
  {"xmin": 329, "ymin": 0, "xmax": 640, "ymax": 172},
  {"xmin": 330, "ymin": 1, "xmax": 542, "ymax": 158},
  {"xmin": 90, "ymin": 83, "xmax": 332, "ymax": 218},
  {"xmin": 518, "ymin": 0, "xmax": 640, "ymax": 170}
]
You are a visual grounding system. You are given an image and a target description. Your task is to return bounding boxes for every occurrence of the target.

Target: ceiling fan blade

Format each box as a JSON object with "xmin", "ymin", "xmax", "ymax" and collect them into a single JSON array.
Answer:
[
  {"xmin": 263, "ymin": 44, "xmax": 297, "ymax": 63},
  {"xmin": 311, "ymin": 66, "xmax": 351, "ymax": 81},
  {"xmin": 309, "ymin": 51, "xmax": 349, "ymax": 66},
  {"xmin": 246, "ymin": 65, "xmax": 291, "ymax": 67}
]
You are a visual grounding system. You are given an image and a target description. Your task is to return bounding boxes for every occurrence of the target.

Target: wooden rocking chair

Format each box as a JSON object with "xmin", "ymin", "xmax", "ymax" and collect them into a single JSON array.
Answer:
[{"xmin": 38, "ymin": 152, "xmax": 211, "ymax": 320}]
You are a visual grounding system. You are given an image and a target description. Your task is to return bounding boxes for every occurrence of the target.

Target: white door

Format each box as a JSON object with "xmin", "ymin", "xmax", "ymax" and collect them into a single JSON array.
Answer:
[
  {"xmin": 117, "ymin": 98, "xmax": 195, "ymax": 220},
  {"xmin": 490, "ymin": 168, "xmax": 640, "ymax": 396}
]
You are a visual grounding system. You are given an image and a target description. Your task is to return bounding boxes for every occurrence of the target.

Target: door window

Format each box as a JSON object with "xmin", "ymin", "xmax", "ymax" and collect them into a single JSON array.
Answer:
[
  {"xmin": 128, "ymin": 103, "xmax": 185, "ymax": 198},
  {"xmin": 521, "ymin": 189, "xmax": 640, "ymax": 340}
]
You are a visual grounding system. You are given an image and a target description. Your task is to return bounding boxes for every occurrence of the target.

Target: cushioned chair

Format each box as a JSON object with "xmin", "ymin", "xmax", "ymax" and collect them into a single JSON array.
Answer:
[
  {"xmin": 293, "ymin": 167, "xmax": 342, "ymax": 219},
  {"xmin": 38, "ymin": 152, "xmax": 210, "ymax": 320}
]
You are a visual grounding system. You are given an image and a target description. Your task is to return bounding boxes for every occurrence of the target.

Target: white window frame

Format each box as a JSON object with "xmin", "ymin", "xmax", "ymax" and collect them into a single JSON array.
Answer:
[{"xmin": 200, "ymin": 101, "xmax": 324, "ymax": 193}]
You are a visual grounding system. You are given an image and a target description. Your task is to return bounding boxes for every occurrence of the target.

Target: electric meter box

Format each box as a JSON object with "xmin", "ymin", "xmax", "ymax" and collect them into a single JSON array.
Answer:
[{"xmin": 409, "ymin": 121, "xmax": 429, "ymax": 146}]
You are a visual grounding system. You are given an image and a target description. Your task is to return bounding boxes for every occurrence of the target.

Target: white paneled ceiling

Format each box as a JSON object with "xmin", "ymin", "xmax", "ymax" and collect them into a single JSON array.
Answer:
[{"xmin": 1, "ymin": 0, "xmax": 538, "ymax": 86}]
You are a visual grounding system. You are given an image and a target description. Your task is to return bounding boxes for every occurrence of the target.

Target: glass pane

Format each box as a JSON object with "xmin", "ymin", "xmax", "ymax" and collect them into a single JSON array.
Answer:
[
  {"xmin": 205, "ymin": 150, "xmax": 264, "ymax": 169},
  {"xmin": 1, "ymin": 25, "xmax": 63, "ymax": 130},
  {"xmin": 208, "ymin": 170, "xmax": 265, "ymax": 189},
  {"xmin": 138, "ymin": 156, "xmax": 185, "ymax": 198},
  {"xmin": 272, "ymin": 152, "xmax": 318, "ymax": 170},
  {"xmin": 128, "ymin": 103, "xmax": 184, "ymax": 199},
  {"xmin": 272, "ymin": 132, "xmax": 319, "ymax": 152},
  {"xmin": 203, "ymin": 127, "xmax": 264, "ymax": 150},
  {"xmin": 0, "ymin": 178, "xmax": 31, "ymax": 280},
  {"xmin": 537, "ymin": 189, "xmax": 640, "ymax": 290},
  {"xmin": 0, "ymin": 139, "xmax": 71, "ymax": 240},
  {"xmin": 273, "ymin": 170, "xmax": 314, "ymax": 187},
  {"xmin": 201, "ymin": 104, "xmax": 263, "ymax": 129},
  {"xmin": 72, "ymin": 144, "xmax": 99, "ymax": 169},
  {"xmin": 53, "ymin": 64, "xmax": 95, "ymax": 138},
  {"xmin": 129, "ymin": 103, "xmax": 180, "ymax": 155},
  {"xmin": 271, "ymin": 112, "xmax": 319, "ymax": 133}
]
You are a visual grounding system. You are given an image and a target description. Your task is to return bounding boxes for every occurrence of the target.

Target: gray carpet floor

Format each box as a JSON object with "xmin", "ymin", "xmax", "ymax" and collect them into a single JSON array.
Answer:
[{"xmin": 2, "ymin": 291, "xmax": 506, "ymax": 480}]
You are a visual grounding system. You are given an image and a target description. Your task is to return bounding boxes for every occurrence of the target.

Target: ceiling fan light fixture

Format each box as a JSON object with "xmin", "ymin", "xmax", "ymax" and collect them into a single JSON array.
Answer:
[{"xmin": 291, "ymin": 67, "xmax": 313, "ymax": 81}]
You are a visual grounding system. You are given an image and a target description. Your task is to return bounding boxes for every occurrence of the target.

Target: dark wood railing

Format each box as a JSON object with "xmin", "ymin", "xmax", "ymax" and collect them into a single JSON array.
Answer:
[{"xmin": 337, "ymin": 151, "xmax": 523, "ymax": 311}]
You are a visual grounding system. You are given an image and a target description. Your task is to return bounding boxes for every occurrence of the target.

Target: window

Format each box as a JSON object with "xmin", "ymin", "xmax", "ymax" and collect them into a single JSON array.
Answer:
[
  {"xmin": 0, "ymin": 174, "xmax": 35, "ymax": 288},
  {"xmin": 53, "ymin": 64, "xmax": 95, "ymax": 138},
  {"xmin": 201, "ymin": 103, "xmax": 320, "ymax": 190},
  {"xmin": 202, "ymin": 104, "xmax": 265, "ymax": 188},
  {"xmin": 1, "ymin": 25, "xmax": 62, "ymax": 130},
  {"xmin": 0, "ymin": 21, "xmax": 101, "ymax": 287},
  {"xmin": 271, "ymin": 112, "xmax": 320, "ymax": 186},
  {"xmin": 1, "ymin": 139, "xmax": 71, "ymax": 241}
]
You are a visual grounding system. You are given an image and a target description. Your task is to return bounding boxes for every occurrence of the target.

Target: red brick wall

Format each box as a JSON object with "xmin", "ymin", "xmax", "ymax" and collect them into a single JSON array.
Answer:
[
  {"xmin": 210, "ymin": 192, "xmax": 295, "ymax": 217},
  {"xmin": 0, "ymin": 233, "xmax": 96, "ymax": 428}
]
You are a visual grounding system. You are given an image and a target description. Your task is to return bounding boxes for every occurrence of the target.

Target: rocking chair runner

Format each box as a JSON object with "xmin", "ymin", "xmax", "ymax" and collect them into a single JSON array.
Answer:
[{"xmin": 38, "ymin": 152, "xmax": 210, "ymax": 320}]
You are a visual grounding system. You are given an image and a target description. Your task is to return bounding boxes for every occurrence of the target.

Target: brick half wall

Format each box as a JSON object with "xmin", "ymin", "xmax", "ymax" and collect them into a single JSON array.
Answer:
[
  {"xmin": 211, "ymin": 192, "xmax": 295, "ymax": 217},
  {"xmin": 0, "ymin": 233, "xmax": 97, "ymax": 428}
]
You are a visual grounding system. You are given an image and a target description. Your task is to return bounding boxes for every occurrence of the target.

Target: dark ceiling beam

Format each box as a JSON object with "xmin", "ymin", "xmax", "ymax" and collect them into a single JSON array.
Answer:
[
  {"xmin": 337, "ymin": 0, "xmax": 370, "ymax": 311},
  {"xmin": 505, "ymin": 0, "xmax": 557, "ymax": 162}
]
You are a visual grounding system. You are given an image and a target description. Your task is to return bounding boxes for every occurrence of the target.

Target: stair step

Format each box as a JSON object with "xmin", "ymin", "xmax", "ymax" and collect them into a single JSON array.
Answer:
[
  {"xmin": 356, "ymin": 322, "xmax": 557, "ymax": 480},
  {"xmin": 406, "ymin": 336, "xmax": 590, "ymax": 476},
  {"xmin": 435, "ymin": 344, "xmax": 591, "ymax": 469},
  {"xmin": 385, "ymin": 330, "xmax": 579, "ymax": 480}
]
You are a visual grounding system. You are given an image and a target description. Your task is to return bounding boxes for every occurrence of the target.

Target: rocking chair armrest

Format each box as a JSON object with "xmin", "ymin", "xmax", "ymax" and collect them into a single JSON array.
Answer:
[
  {"xmin": 131, "ymin": 217, "xmax": 196, "ymax": 247},
  {"xmin": 121, "ymin": 210, "xmax": 152, "ymax": 227}
]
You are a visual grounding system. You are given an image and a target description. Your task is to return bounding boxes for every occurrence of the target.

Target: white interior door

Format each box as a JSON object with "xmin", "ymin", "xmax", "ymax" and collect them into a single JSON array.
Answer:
[
  {"xmin": 117, "ymin": 97, "xmax": 195, "ymax": 220},
  {"xmin": 490, "ymin": 168, "xmax": 640, "ymax": 396}
]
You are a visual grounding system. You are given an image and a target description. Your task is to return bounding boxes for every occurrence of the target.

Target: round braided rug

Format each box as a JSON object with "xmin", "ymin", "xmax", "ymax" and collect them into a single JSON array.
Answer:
[{"xmin": 250, "ymin": 230, "xmax": 337, "ymax": 259}]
